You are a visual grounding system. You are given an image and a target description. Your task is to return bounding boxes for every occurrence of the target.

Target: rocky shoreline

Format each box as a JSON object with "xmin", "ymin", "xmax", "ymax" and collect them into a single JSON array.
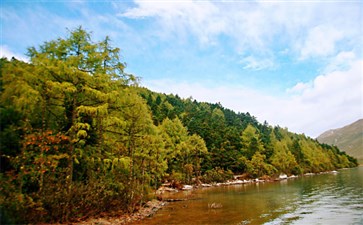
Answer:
[
  {"xmin": 70, "ymin": 199, "xmax": 167, "ymax": 225},
  {"xmin": 67, "ymin": 170, "xmax": 339, "ymax": 225}
]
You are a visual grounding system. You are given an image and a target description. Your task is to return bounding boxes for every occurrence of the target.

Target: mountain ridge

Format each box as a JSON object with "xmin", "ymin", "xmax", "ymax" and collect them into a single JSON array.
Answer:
[{"xmin": 317, "ymin": 119, "xmax": 363, "ymax": 164}]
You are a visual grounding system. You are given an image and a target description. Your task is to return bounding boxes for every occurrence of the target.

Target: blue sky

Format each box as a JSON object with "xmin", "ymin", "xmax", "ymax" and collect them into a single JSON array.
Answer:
[{"xmin": 1, "ymin": 0, "xmax": 362, "ymax": 137}]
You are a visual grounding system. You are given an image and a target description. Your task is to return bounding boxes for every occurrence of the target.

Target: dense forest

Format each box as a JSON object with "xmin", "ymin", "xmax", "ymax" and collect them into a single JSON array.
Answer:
[{"xmin": 0, "ymin": 28, "xmax": 358, "ymax": 224}]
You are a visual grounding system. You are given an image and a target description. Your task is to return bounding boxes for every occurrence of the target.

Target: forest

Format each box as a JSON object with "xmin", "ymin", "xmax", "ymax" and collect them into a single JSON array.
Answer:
[{"xmin": 0, "ymin": 27, "xmax": 358, "ymax": 224}]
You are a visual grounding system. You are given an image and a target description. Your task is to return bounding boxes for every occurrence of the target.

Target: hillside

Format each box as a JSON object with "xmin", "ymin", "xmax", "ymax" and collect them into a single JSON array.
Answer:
[
  {"xmin": 0, "ymin": 28, "xmax": 358, "ymax": 224},
  {"xmin": 318, "ymin": 119, "xmax": 363, "ymax": 164}
]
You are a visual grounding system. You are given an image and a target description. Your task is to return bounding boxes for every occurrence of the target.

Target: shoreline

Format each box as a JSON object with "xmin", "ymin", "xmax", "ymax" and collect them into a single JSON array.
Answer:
[
  {"xmin": 69, "ymin": 199, "xmax": 167, "ymax": 225},
  {"xmin": 61, "ymin": 170, "xmax": 341, "ymax": 225}
]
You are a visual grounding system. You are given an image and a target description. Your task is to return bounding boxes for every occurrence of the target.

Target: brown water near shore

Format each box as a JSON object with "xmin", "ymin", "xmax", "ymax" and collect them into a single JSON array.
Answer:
[{"xmin": 132, "ymin": 167, "xmax": 363, "ymax": 225}]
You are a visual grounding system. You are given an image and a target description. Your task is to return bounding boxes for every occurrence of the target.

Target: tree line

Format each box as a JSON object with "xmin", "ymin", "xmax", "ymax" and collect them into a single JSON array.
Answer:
[
  {"xmin": 0, "ymin": 27, "xmax": 357, "ymax": 223},
  {"xmin": 139, "ymin": 89, "xmax": 357, "ymax": 175}
]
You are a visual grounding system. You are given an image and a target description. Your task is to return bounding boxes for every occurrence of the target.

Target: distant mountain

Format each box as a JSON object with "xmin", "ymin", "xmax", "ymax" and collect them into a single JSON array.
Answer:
[{"xmin": 317, "ymin": 119, "xmax": 363, "ymax": 164}]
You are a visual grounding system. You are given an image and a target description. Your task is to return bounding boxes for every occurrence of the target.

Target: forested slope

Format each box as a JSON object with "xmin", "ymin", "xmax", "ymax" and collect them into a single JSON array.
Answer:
[
  {"xmin": 0, "ymin": 28, "xmax": 357, "ymax": 224},
  {"xmin": 137, "ymin": 88, "xmax": 358, "ymax": 175}
]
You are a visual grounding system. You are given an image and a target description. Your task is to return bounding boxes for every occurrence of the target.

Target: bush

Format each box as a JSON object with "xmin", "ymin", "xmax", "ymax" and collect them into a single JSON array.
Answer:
[
  {"xmin": 201, "ymin": 167, "xmax": 233, "ymax": 183},
  {"xmin": 0, "ymin": 172, "xmax": 47, "ymax": 224},
  {"xmin": 168, "ymin": 171, "xmax": 184, "ymax": 189}
]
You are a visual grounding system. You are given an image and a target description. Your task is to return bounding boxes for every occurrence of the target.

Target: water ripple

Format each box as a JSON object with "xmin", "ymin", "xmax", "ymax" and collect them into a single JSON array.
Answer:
[{"xmin": 265, "ymin": 168, "xmax": 363, "ymax": 225}]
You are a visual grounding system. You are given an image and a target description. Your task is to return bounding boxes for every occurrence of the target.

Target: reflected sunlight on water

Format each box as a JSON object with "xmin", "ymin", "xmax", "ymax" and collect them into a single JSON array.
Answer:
[
  {"xmin": 265, "ymin": 167, "xmax": 363, "ymax": 225},
  {"xmin": 134, "ymin": 167, "xmax": 363, "ymax": 225}
]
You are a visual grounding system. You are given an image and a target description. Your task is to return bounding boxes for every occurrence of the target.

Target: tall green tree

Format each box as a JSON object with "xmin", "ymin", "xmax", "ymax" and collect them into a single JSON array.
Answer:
[
  {"xmin": 246, "ymin": 152, "xmax": 276, "ymax": 178},
  {"xmin": 270, "ymin": 141, "xmax": 298, "ymax": 175},
  {"xmin": 159, "ymin": 117, "xmax": 189, "ymax": 173},
  {"xmin": 240, "ymin": 124, "xmax": 264, "ymax": 159},
  {"xmin": 0, "ymin": 27, "xmax": 144, "ymax": 222},
  {"xmin": 184, "ymin": 134, "xmax": 208, "ymax": 184}
]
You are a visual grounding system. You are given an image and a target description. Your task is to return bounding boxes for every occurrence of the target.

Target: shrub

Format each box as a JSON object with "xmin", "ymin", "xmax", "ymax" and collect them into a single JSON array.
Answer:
[
  {"xmin": 202, "ymin": 167, "xmax": 233, "ymax": 183},
  {"xmin": 168, "ymin": 171, "xmax": 184, "ymax": 189}
]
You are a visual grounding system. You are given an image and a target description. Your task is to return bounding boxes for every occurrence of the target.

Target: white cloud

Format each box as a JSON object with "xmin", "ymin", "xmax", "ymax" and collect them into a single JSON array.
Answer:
[
  {"xmin": 324, "ymin": 51, "xmax": 356, "ymax": 73},
  {"xmin": 0, "ymin": 45, "xmax": 29, "ymax": 62},
  {"xmin": 144, "ymin": 59, "xmax": 362, "ymax": 138},
  {"xmin": 293, "ymin": 59, "xmax": 361, "ymax": 132},
  {"xmin": 299, "ymin": 25, "xmax": 343, "ymax": 59},
  {"xmin": 121, "ymin": 1, "xmax": 361, "ymax": 63},
  {"xmin": 121, "ymin": 0, "xmax": 223, "ymax": 45},
  {"xmin": 240, "ymin": 56, "xmax": 275, "ymax": 71},
  {"xmin": 2, "ymin": 1, "xmax": 361, "ymax": 138},
  {"xmin": 1, "ymin": 4, "xmax": 133, "ymax": 57},
  {"xmin": 286, "ymin": 82, "xmax": 312, "ymax": 94}
]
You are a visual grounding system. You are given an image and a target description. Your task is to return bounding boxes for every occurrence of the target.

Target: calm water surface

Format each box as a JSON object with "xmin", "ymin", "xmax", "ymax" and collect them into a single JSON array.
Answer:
[{"xmin": 135, "ymin": 167, "xmax": 363, "ymax": 225}]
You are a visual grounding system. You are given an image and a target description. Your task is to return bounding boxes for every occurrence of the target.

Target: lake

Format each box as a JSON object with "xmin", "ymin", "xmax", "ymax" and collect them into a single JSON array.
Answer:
[{"xmin": 134, "ymin": 167, "xmax": 363, "ymax": 225}]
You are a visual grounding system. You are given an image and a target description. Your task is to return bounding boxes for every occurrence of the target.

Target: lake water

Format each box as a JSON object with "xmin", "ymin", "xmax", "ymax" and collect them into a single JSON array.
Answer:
[{"xmin": 135, "ymin": 167, "xmax": 363, "ymax": 225}]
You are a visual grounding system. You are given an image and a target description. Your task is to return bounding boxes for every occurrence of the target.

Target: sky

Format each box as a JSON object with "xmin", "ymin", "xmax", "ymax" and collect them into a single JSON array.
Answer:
[{"xmin": 1, "ymin": 0, "xmax": 362, "ymax": 138}]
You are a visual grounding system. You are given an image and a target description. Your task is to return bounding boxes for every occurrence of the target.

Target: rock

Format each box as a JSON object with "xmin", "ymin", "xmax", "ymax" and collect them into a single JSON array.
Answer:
[
  {"xmin": 233, "ymin": 180, "xmax": 244, "ymax": 184},
  {"xmin": 208, "ymin": 202, "xmax": 223, "ymax": 209},
  {"xmin": 304, "ymin": 173, "xmax": 315, "ymax": 176},
  {"xmin": 182, "ymin": 185, "xmax": 193, "ymax": 190},
  {"xmin": 156, "ymin": 186, "xmax": 179, "ymax": 195},
  {"xmin": 164, "ymin": 198, "xmax": 187, "ymax": 202},
  {"xmin": 161, "ymin": 182, "xmax": 171, "ymax": 187}
]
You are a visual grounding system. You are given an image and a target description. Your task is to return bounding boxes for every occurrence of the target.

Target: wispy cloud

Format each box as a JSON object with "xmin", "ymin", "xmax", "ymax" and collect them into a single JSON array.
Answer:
[
  {"xmin": 239, "ymin": 55, "xmax": 276, "ymax": 71},
  {"xmin": 1, "ymin": 1, "xmax": 362, "ymax": 137},
  {"xmin": 299, "ymin": 25, "xmax": 344, "ymax": 59},
  {"xmin": 121, "ymin": 1, "xmax": 361, "ymax": 65},
  {"xmin": 144, "ymin": 57, "xmax": 362, "ymax": 137},
  {"xmin": 323, "ymin": 51, "xmax": 357, "ymax": 73},
  {"xmin": 287, "ymin": 82, "xmax": 312, "ymax": 95},
  {"xmin": 120, "ymin": 0, "xmax": 224, "ymax": 45},
  {"xmin": 0, "ymin": 45, "xmax": 29, "ymax": 62}
]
